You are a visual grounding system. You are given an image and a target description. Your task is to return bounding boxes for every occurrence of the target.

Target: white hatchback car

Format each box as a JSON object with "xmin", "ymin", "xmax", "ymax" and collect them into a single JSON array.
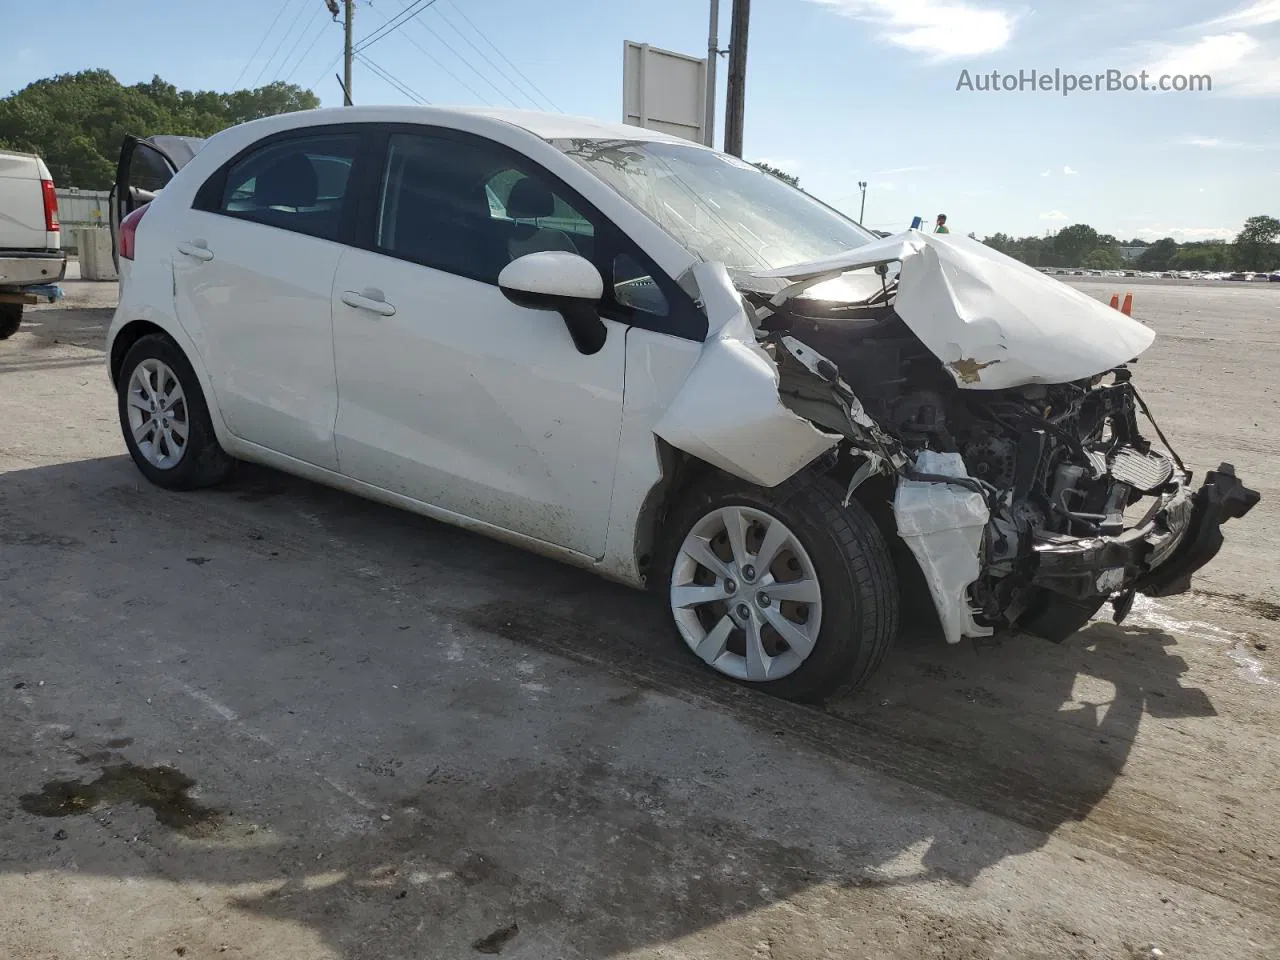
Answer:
[{"xmin": 108, "ymin": 107, "xmax": 1256, "ymax": 702}]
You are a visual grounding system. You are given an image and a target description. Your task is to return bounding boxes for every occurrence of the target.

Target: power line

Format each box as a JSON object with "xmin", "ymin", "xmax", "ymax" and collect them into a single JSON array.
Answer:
[
  {"xmin": 283, "ymin": 13, "xmax": 336, "ymax": 83},
  {"xmin": 273, "ymin": 7, "xmax": 327, "ymax": 83},
  {"xmin": 365, "ymin": 3, "xmax": 494, "ymax": 106},
  {"xmin": 408, "ymin": 14, "xmax": 523, "ymax": 108},
  {"xmin": 431, "ymin": 4, "xmax": 547, "ymax": 110},
  {"xmin": 232, "ymin": 0, "xmax": 293, "ymax": 89},
  {"xmin": 353, "ymin": 0, "xmax": 439, "ymax": 53},
  {"xmin": 443, "ymin": 0, "xmax": 561, "ymax": 111},
  {"xmin": 252, "ymin": 0, "xmax": 312, "ymax": 86},
  {"xmin": 356, "ymin": 52, "xmax": 431, "ymax": 104},
  {"xmin": 308, "ymin": 51, "xmax": 344, "ymax": 91}
]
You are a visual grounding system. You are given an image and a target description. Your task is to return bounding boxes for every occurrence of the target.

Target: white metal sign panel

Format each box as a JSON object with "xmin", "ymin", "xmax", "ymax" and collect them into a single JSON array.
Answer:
[{"xmin": 622, "ymin": 41, "xmax": 707, "ymax": 143}]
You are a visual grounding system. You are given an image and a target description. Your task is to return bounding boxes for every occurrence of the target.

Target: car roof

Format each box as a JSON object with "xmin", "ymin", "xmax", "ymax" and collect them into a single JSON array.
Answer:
[{"xmin": 270, "ymin": 105, "xmax": 701, "ymax": 146}]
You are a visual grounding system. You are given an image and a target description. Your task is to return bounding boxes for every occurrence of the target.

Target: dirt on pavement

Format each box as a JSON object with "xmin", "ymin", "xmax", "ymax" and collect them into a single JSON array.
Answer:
[{"xmin": 1, "ymin": 277, "xmax": 1277, "ymax": 959}]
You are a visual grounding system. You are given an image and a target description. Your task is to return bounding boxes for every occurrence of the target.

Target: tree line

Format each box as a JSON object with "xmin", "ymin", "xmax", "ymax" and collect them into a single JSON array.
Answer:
[
  {"xmin": 978, "ymin": 219, "xmax": 1280, "ymax": 272},
  {"xmin": 0, "ymin": 70, "xmax": 319, "ymax": 190}
]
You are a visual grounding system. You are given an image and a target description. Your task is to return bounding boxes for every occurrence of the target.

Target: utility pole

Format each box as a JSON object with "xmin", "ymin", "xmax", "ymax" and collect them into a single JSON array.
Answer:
[
  {"xmin": 704, "ymin": 0, "xmax": 720, "ymax": 148},
  {"xmin": 858, "ymin": 181, "xmax": 867, "ymax": 223},
  {"xmin": 723, "ymin": 0, "xmax": 750, "ymax": 157},
  {"xmin": 343, "ymin": 0, "xmax": 354, "ymax": 106}
]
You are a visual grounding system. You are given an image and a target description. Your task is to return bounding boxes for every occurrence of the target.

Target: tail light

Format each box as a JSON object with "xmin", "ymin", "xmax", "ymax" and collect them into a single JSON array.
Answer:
[
  {"xmin": 119, "ymin": 203, "xmax": 150, "ymax": 261},
  {"xmin": 41, "ymin": 179, "xmax": 59, "ymax": 232}
]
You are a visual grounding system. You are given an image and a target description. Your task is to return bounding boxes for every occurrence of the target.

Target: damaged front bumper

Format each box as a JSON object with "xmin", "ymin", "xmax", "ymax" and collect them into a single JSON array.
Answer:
[{"xmin": 1031, "ymin": 463, "xmax": 1260, "ymax": 611}]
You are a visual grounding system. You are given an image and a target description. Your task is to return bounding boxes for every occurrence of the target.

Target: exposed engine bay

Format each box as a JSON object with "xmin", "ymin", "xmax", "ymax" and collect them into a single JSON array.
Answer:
[
  {"xmin": 759, "ymin": 290, "xmax": 1259, "ymax": 641},
  {"xmin": 654, "ymin": 235, "xmax": 1259, "ymax": 646}
]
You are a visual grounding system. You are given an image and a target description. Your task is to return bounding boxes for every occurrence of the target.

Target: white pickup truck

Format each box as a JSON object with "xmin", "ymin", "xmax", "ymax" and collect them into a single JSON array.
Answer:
[{"xmin": 0, "ymin": 148, "xmax": 65, "ymax": 339}]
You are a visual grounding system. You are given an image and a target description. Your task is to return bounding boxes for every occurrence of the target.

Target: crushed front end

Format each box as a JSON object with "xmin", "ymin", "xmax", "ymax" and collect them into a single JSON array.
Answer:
[{"xmin": 748, "ymin": 233, "xmax": 1261, "ymax": 642}]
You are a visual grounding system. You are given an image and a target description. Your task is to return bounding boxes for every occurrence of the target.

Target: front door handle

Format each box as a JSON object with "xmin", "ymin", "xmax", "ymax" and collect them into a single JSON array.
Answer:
[
  {"xmin": 341, "ymin": 290, "xmax": 396, "ymax": 317},
  {"xmin": 177, "ymin": 240, "xmax": 214, "ymax": 262}
]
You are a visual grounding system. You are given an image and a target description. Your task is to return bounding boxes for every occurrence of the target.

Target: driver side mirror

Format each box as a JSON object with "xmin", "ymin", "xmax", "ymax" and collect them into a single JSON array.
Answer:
[{"xmin": 498, "ymin": 252, "xmax": 607, "ymax": 355}]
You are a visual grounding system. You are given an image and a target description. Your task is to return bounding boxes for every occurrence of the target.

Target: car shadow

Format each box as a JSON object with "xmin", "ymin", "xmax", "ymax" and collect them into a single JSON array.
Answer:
[{"xmin": 1, "ymin": 455, "xmax": 1224, "ymax": 957}]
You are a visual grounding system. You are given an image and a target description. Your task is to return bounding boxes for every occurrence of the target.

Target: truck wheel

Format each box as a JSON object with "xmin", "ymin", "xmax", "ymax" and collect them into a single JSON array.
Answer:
[
  {"xmin": 657, "ymin": 472, "xmax": 900, "ymax": 703},
  {"xmin": 0, "ymin": 302, "xmax": 22, "ymax": 340},
  {"xmin": 117, "ymin": 333, "xmax": 232, "ymax": 490}
]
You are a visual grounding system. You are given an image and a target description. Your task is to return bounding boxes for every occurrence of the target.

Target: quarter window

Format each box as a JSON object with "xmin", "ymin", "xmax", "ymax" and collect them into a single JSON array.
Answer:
[{"xmin": 216, "ymin": 134, "xmax": 358, "ymax": 242}]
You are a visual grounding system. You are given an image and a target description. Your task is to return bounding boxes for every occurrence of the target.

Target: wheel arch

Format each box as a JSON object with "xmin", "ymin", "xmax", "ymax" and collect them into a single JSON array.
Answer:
[
  {"xmin": 632, "ymin": 440, "xmax": 913, "ymax": 591},
  {"xmin": 109, "ymin": 316, "xmax": 234, "ymax": 450}
]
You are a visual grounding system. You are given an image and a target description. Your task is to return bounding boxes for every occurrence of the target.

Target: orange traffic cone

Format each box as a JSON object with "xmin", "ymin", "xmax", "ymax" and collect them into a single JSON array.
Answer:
[
  {"xmin": 1109, "ymin": 293, "xmax": 1120, "ymax": 310},
  {"xmin": 1120, "ymin": 292, "xmax": 1133, "ymax": 316}
]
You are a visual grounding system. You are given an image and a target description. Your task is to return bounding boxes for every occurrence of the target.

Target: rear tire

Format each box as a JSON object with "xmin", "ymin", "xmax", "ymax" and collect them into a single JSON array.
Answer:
[
  {"xmin": 656, "ymin": 472, "xmax": 900, "ymax": 703},
  {"xmin": 0, "ymin": 302, "xmax": 22, "ymax": 340},
  {"xmin": 117, "ymin": 333, "xmax": 232, "ymax": 490}
]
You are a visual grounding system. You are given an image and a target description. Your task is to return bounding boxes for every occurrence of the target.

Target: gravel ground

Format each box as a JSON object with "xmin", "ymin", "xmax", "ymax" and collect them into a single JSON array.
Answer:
[{"xmin": 1, "ymin": 277, "xmax": 1277, "ymax": 960}]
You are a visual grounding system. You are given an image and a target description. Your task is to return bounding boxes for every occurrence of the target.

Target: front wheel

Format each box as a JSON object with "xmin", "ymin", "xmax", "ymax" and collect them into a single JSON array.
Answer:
[
  {"xmin": 657, "ymin": 473, "xmax": 900, "ymax": 703},
  {"xmin": 117, "ymin": 333, "xmax": 232, "ymax": 490}
]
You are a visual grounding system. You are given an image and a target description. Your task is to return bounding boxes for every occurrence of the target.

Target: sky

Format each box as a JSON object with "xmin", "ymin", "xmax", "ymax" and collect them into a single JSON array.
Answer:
[{"xmin": 3, "ymin": 0, "xmax": 1277, "ymax": 240}]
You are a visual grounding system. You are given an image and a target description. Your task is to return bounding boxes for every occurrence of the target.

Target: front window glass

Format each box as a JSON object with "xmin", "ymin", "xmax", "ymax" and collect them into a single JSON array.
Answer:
[{"xmin": 554, "ymin": 138, "xmax": 875, "ymax": 277}]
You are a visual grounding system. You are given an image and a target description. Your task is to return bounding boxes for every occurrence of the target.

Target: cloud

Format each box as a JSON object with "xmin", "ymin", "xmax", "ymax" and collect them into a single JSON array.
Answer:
[
  {"xmin": 1176, "ymin": 134, "xmax": 1277, "ymax": 148},
  {"xmin": 1204, "ymin": 0, "xmax": 1280, "ymax": 28},
  {"xmin": 1040, "ymin": 168, "xmax": 1052, "ymax": 176},
  {"xmin": 1143, "ymin": 32, "xmax": 1280, "ymax": 97},
  {"xmin": 1132, "ymin": 225, "xmax": 1237, "ymax": 241},
  {"xmin": 810, "ymin": 0, "xmax": 1015, "ymax": 59},
  {"xmin": 1040, "ymin": 210, "xmax": 1070, "ymax": 221},
  {"xmin": 1062, "ymin": 165, "xmax": 1078, "ymax": 175}
]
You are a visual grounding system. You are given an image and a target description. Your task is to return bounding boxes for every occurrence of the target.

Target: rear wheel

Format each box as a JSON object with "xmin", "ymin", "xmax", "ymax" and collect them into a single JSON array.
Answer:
[
  {"xmin": 117, "ymin": 333, "xmax": 232, "ymax": 490},
  {"xmin": 657, "ymin": 473, "xmax": 899, "ymax": 703},
  {"xmin": 0, "ymin": 302, "xmax": 22, "ymax": 340}
]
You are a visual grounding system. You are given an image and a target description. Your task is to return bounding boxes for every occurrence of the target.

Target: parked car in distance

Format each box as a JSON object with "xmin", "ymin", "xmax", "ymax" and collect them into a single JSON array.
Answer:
[
  {"xmin": 0, "ymin": 147, "xmax": 64, "ymax": 338},
  {"xmin": 106, "ymin": 106, "xmax": 1259, "ymax": 702}
]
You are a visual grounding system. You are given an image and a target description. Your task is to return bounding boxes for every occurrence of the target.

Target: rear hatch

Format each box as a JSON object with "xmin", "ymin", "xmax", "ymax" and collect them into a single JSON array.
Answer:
[{"xmin": 110, "ymin": 135, "xmax": 205, "ymax": 268}]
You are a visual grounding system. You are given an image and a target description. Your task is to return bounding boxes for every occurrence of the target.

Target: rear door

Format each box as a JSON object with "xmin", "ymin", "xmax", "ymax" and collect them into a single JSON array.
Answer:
[
  {"xmin": 111, "ymin": 136, "xmax": 180, "ymax": 268},
  {"xmin": 171, "ymin": 127, "xmax": 367, "ymax": 470}
]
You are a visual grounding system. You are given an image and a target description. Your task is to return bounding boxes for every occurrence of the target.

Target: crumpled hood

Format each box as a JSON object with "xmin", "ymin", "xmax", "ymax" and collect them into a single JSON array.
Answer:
[{"xmin": 752, "ymin": 231, "xmax": 1156, "ymax": 390}]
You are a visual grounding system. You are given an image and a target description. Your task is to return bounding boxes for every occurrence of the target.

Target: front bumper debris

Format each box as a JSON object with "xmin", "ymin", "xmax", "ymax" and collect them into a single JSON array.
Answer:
[{"xmin": 1031, "ymin": 463, "xmax": 1259, "ymax": 604}]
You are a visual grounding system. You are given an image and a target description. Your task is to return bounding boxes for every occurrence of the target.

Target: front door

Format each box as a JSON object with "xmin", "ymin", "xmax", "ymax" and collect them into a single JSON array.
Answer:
[
  {"xmin": 171, "ymin": 129, "xmax": 366, "ymax": 470},
  {"xmin": 331, "ymin": 129, "xmax": 630, "ymax": 557}
]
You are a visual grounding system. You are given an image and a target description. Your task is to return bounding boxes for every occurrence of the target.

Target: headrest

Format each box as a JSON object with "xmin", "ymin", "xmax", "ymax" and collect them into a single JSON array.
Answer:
[
  {"xmin": 255, "ymin": 153, "xmax": 318, "ymax": 209},
  {"xmin": 506, "ymin": 177, "xmax": 555, "ymax": 219}
]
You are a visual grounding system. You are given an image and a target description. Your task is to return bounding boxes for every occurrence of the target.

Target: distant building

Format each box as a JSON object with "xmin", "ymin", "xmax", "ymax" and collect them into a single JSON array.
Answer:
[{"xmin": 1118, "ymin": 245, "xmax": 1148, "ymax": 262}]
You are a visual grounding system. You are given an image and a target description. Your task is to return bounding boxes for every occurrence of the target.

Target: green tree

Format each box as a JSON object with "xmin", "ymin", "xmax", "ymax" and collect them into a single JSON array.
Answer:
[
  {"xmin": 0, "ymin": 70, "xmax": 318, "ymax": 189},
  {"xmin": 982, "ymin": 232, "xmax": 1016, "ymax": 256},
  {"xmin": 751, "ymin": 161, "xmax": 800, "ymax": 187},
  {"xmin": 1052, "ymin": 223, "xmax": 1101, "ymax": 267},
  {"xmin": 1137, "ymin": 237, "xmax": 1179, "ymax": 271},
  {"xmin": 1171, "ymin": 243, "xmax": 1231, "ymax": 271},
  {"xmin": 1083, "ymin": 246, "xmax": 1124, "ymax": 270},
  {"xmin": 1234, "ymin": 215, "xmax": 1280, "ymax": 271}
]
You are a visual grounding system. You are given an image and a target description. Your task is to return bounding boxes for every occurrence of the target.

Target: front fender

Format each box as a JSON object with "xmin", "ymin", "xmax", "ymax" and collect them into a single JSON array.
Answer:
[{"xmin": 652, "ymin": 262, "xmax": 838, "ymax": 488}]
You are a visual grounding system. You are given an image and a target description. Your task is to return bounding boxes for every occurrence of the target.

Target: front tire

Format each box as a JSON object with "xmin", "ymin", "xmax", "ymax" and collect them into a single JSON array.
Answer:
[
  {"xmin": 117, "ymin": 333, "xmax": 232, "ymax": 490},
  {"xmin": 657, "ymin": 473, "xmax": 900, "ymax": 703},
  {"xmin": 0, "ymin": 302, "xmax": 22, "ymax": 340}
]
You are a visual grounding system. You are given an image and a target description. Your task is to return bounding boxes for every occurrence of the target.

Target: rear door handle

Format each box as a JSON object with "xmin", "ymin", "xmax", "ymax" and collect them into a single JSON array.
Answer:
[
  {"xmin": 177, "ymin": 241, "xmax": 214, "ymax": 262},
  {"xmin": 341, "ymin": 290, "xmax": 396, "ymax": 317}
]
